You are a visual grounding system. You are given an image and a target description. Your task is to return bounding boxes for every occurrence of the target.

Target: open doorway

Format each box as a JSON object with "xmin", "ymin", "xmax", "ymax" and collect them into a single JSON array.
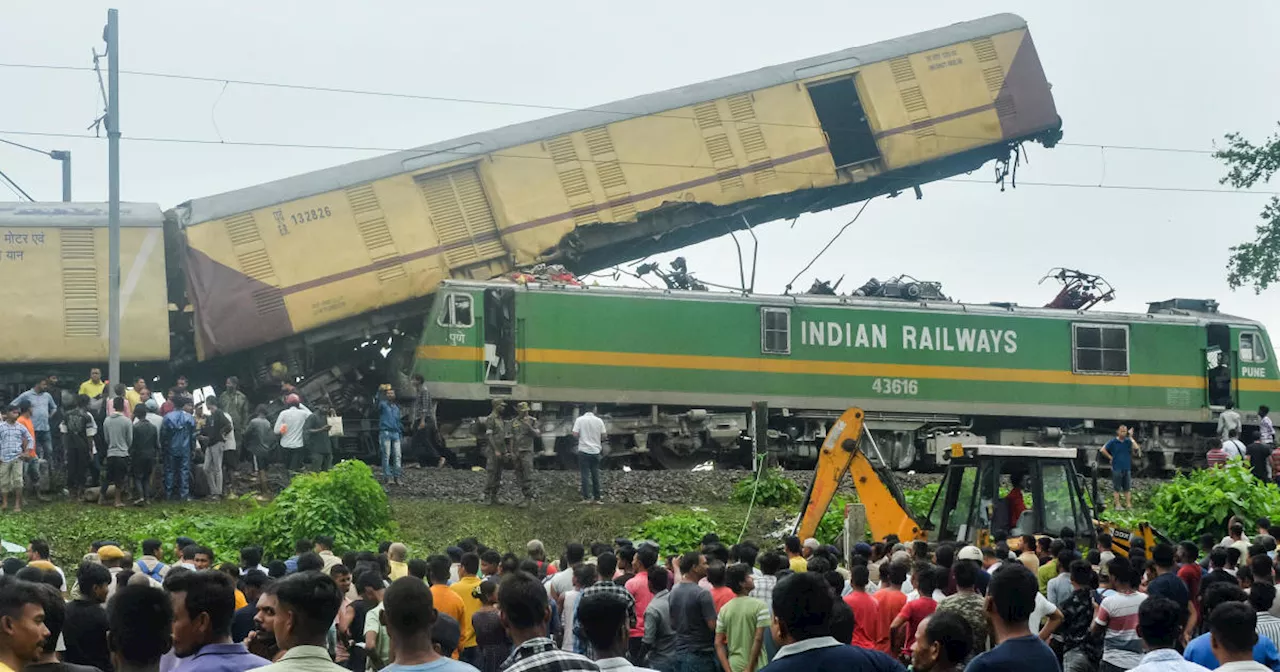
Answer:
[
  {"xmin": 484, "ymin": 288, "xmax": 517, "ymax": 382},
  {"xmin": 806, "ymin": 77, "xmax": 880, "ymax": 168},
  {"xmin": 1207, "ymin": 323, "xmax": 1233, "ymax": 408}
]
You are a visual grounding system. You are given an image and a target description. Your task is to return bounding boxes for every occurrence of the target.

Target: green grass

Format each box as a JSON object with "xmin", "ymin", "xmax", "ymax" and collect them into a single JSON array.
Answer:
[{"xmin": 0, "ymin": 498, "xmax": 792, "ymax": 566}]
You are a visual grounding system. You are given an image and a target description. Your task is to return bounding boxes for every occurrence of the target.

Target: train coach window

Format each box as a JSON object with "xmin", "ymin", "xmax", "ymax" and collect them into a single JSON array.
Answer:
[
  {"xmin": 1241, "ymin": 332, "xmax": 1267, "ymax": 363},
  {"xmin": 1073, "ymin": 324, "xmax": 1129, "ymax": 374},
  {"xmin": 439, "ymin": 293, "xmax": 474, "ymax": 327},
  {"xmin": 761, "ymin": 307, "xmax": 791, "ymax": 355}
]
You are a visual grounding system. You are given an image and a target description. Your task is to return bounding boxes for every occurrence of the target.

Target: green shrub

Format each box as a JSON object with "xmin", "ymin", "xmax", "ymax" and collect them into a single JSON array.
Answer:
[
  {"xmin": 249, "ymin": 460, "xmax": 396, "ymax": 559},
  {"xmin": 1147, "ymin": 462, "xmax": 1280, "ymax": 540},
  {"xmin": 904, "ymin": 484, "xmax": 939, "ymax": 517},
  {"xmin": 814, "ymin": 496, "xmax": 851, "ymax": 545},
  {"xmin": 731, "ymin": 468, "xmax": 802, "ymax": 507},
  {"xmin": 634, "ymin": 511, "xmax": 719, "ymax": 555}
]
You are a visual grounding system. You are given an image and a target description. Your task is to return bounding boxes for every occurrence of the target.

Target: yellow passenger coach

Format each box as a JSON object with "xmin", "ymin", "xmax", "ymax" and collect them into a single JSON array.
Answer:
[
  {"xmin": 0, "ymin": 202, "xmax": 170, "ymax": 367},
  {"xmin": 172, "ymin": 12, "xmax": 1060, "ymax": 372}
]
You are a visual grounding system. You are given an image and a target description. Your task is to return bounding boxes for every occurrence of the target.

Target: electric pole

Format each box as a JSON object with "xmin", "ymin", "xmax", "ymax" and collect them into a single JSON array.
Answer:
[{"xmin": 106, "ymin": 8, "xmax": 121, "ymax": 388}]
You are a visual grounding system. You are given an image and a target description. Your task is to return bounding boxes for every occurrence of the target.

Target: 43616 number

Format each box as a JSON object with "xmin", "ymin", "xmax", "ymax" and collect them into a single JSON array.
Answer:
[{"xmin": 871, "ymin": 378, "xmax": 918, "ymax": 395}]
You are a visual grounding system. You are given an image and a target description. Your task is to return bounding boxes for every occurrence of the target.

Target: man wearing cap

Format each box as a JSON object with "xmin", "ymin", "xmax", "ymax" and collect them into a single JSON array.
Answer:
[
  {"xmin": 96, "ymin": 545, "xmax": 140, "ymax": 598},
  {"xmin": 273, "ymin": 394, "xmax": 312, "ymax": 474},
  {"xmin": 948, "ymin": 546, "xmax": 991, "ymax": 596},
  {"xmin": 802, "ymin": 538, "xmax": 820, "ymax": 560},
  {"xmin": 485, "ymin": 401, "xmax": 535, "ymax": 507}
]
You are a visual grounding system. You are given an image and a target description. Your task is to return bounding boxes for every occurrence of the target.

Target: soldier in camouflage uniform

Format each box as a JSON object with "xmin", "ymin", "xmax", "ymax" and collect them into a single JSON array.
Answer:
[
  {"xmin": 483, "ymin": 399, "xmax": 536, "ymax": 506},
  {"xmin": 483, "ymin": 399, "xmax": 509, "ymax": 504}
]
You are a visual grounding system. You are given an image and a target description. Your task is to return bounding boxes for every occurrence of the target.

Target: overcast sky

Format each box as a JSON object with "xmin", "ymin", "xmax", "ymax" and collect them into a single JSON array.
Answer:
[{"xmin": 2, "ymin": 1, "xmax": 1278, "ymax": 339}]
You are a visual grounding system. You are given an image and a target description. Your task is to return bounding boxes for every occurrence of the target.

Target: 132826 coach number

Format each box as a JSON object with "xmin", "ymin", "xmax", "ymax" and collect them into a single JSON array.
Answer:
[{"xmin": 871, "ymin": 378, "xmax": 918, "ymax": 395}]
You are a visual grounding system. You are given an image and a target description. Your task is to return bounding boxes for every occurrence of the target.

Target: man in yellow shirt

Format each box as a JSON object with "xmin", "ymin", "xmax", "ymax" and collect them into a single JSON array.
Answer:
[
  {"xmin": 124, "ymin": 378, "xmax": 146, "ymax": 408},
  {"xmin": 448, "ymin": 552, "xmax": 483, "ymax": 663},
  {"xmin": 78, "ymin": 368, "xmax": 106, "ymax": 401},
  {"xmin": 785, "ymin": 536, "xmax": 807, "ymax": 572},
  {"xmin": 388, "ymin": 543, "xmax": 410, "ymax": 580}
]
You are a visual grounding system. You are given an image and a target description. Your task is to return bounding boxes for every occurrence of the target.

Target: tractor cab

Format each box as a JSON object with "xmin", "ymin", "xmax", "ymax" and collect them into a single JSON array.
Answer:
[{"xmin": 923, "ymin": 445, "xmax": 1094, "ymax": 544}]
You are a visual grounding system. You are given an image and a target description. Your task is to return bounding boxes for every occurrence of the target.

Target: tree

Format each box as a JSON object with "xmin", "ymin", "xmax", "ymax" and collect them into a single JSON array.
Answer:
[{"xmin": 1215, "ymin": 126, "xmax": 1280, "ymax": 292}]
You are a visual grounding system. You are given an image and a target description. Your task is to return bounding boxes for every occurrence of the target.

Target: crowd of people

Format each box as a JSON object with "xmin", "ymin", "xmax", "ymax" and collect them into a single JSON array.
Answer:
[
  {"xmin": 0, "ymin": 369, "xmax": 620, "ymax": 509},
  {"xmin": 0, "ymin": 370, "xmax": 461, "ymax": 508},
  {"xmin": 0, "ymin": 518, "xmax": 1278, "ymax": 672}
]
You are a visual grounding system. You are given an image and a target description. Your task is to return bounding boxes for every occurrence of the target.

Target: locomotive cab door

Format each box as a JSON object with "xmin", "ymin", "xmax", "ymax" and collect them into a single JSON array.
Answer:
[
  {"xmin": 484, "ymin": 287, "xmax": 517, "ymax": 383},
  {"xmin": 1206, "ymin": 323, "xmax": 1233, "ymax": 408}
]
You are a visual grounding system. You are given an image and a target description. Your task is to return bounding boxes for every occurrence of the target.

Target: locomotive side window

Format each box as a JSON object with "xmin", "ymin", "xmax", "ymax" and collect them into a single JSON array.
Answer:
[
  {"xmin": 1072, "ymin": 324, "xmax": 1129, "ymax": 374},
  {"xmin": 1241, "ymin": 332, "xmax": 1267, "ymax": 363},
  {"xmin": 761, "ymin": 308, "xmax": 791, "ymax": 355},
  {"xmin": 439, "ymin": 293, "xmax": 474, "ymax": 327}
]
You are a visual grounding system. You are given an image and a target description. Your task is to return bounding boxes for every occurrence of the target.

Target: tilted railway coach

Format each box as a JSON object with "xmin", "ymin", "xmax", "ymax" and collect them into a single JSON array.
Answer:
[
  {"xmin": 169, "ymin": 12, "xmax": 1059, "ymax": 389},
  {"xmin": 416, "ymin": 281, "xmax": 1280, "ymax": 471}
]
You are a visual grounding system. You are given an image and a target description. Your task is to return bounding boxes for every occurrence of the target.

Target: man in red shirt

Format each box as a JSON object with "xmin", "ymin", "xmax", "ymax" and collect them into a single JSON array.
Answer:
[
  {"xmin": 1176, "ymin": 542, "xmax": 1203, "ymax": 629},
  {"xmin": 891, "ymin": 565, "xmax": 939, "ymax": 662},
  {"xmin": 843, "ymin": 565, "xmax": 883, "ymax": 649},
  {"xmin": 624, "ymin": 545, "xmax": 658, "ymax": 660},
  {"xmin": 1005, "ymin": 474, "xmax": 1027, "ymax": 527},
  {"xmin": 872, "ymin": 561, "xmax": 909, "ymax": 654}
]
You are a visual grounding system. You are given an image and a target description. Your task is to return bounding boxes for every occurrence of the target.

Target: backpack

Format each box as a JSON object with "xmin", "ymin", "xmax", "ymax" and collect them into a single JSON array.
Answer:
[{"xmin": 136, "ymin": 559, "xmax": 166, "ymax": 581}]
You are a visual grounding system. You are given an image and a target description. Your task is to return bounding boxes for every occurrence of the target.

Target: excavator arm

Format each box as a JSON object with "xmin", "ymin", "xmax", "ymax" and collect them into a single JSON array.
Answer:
[{"xmin": 794, "ymin": 407, "xmax": 927, "ymax": 543}]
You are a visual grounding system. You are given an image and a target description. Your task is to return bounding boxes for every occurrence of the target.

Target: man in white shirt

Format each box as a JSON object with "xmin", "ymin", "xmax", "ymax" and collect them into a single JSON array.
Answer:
[
  {"xmin": 273, "ymin": 394, "xmax": 312, "ymax": 472},
  {"xmin": 1224, "ymin": 429, "xmax": 1249, "ymax": 462},
  {"xmin": 572, "ymin": 406, "xmax": 607, "ymax": 504},
  {"xmin": 1219, "ymin": 403, "xmax": 1243, "ymax": 441}
]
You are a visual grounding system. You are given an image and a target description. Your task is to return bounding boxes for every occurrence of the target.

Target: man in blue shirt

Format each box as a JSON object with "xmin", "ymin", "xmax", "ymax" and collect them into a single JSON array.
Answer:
[
  {"xmin": 379, "ymin": 577, "xmax": 477, "ymax": 672},
  {"xmin": 963, "ymin": 564, "xmax": 1057, "ymax": 672},
  {"xmin": 168, "ymin": 570, "xmax": 269, "ymax": 672},
  {"xmin": 760, "ymin": 572, "xmax": 902, "ymax": 672},
  {"xmin": 376, "ymin": 386, "xmax": 403, "ymax": 486},
  {"xmin": 1100, "ymin": 425, "xmax": 1139, "ymax": 511},
  {"xmin": 1184, "ymin": 583, "xmax": 1280, "ymax": 670},
  {"xmin": 162, "ymin": 397, "xmax": 197, "ymax": 501}
]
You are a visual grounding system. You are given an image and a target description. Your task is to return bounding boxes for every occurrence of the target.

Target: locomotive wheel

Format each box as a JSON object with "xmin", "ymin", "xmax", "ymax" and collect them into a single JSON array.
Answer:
[{"xmin": 650, "ymin": 440, "xmax": 704, "ymax": 471}]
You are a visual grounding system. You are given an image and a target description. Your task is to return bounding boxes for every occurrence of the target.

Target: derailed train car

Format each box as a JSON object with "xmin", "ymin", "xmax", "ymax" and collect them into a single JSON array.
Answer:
[
  {"xmin": 417, "ymin": 281, "xmax": 1280, "ymax": 471},
  {"xmin": 167, "ymin": 13, "xmax": 1061, "ymax": 393}
]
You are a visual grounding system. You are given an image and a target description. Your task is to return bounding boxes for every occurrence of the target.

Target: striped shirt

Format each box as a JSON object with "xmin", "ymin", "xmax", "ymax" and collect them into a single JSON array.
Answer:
[
  {"xmin": 1258, "ymin": 612, "xmax": 1280, "ymax": 650},
  {"xmin": 1208, "ymin": 448, "xmax": 1228, "ymax": 467},
  {"xmin": 0, "ymin": 421, "xmax": 31, "ymax": 462},
  {"xmin": 1095, "ymin": 590, "xmax": 1147, "ymax": 669}
]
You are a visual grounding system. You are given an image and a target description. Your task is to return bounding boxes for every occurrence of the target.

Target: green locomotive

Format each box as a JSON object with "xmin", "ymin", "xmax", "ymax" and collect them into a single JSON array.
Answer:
[{"xmin": 413, "ymin": 280, "xmax": 1279, "ymax": 470}]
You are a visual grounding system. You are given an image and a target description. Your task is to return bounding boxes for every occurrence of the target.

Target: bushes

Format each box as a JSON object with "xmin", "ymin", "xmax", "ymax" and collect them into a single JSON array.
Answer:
[
  {"xmin": 1147, "ymin": 462, "xmax": 1280, "ymax": 541},
  {"xmin": 731, "ymin": 468, "xmax": 802, "ymax": 507},
  {"xmin": 904, "ymin": 484, "xmax": 939, "ymax": 517},
  {"xmin": 634, "ymin": 511, "xmax": 719, "ymax": 555},
  {"xmin": 249, "ymin": 460, "xmax": 396, "ymax": 559},
  {"xmin": 136, "ymin": 459, "xmax": 395, "ymax": 562}
]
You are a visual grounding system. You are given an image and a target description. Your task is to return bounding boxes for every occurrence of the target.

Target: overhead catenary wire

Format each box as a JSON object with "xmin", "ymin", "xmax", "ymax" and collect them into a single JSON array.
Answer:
[
  {"xmin": 2, "ymin": 128, "xmax": 1276, "ymax": 198},
  {"xmin": 0, "ymin": 61, "xmax": 1226, "ymax": 157},
  {"xmin": 784, "ymin": 197, "xmax": 874, "ymax": 294},
  {"xmin": 0, "ymin": 167, "xmax": 33, "ymax": 201}
]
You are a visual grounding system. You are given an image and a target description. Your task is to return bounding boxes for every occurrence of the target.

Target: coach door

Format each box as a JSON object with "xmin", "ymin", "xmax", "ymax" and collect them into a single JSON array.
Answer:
[
  {"xmin": 1207, "ymin": 323, "xmax": 1233, "ymax": 408},
  {"xmin": 484, "ymin": 287, "xmax": 517, "ymax": 383}
]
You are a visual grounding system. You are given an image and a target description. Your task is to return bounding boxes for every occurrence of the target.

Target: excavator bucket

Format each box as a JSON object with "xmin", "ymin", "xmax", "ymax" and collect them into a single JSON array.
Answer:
[{"xmin": 794, "ymin": 407, "xmax": 926, "ymax": 543}]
